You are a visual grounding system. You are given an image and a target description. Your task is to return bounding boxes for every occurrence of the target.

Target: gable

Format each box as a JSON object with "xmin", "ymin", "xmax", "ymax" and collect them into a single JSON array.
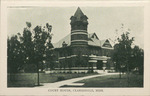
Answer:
[
  {"xmin": 102, "ymin": 39, "xmax": 112, "ymax": 48},
  {"xmin": 88, "ymin": 33, "xmax": 99, "ymax": 40}
]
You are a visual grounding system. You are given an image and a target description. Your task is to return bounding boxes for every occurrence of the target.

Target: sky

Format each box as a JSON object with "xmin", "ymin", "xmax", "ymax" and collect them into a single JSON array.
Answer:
[{"xmin": 7, "ymin": 7, "xmax": 144, "ymax": 48}]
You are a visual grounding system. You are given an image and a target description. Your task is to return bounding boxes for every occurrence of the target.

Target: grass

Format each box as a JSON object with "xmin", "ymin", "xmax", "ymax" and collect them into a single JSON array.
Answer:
[
  {"xmin": 61, "ymin": 73, "xmax": 143, "ymax": 87},
  {"xmin": 8, "ymin": 72, "xmax": 98, "ymax": 87},
  {"xmin": 39, "ymin": 73, "xmax": 98, "ymax": 83}
]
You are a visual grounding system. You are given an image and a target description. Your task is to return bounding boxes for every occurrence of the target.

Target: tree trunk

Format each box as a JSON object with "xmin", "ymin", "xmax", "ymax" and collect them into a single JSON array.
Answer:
[
  {"xmin": 119, "ymin": 71, "xmax": 121, "ymax": 79},
  {"xmin": 37, "ymin": 63, "xmax": 40, "ymax": 86}
]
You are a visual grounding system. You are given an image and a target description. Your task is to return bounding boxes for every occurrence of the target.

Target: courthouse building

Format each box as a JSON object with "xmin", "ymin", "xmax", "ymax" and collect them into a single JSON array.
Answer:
[{"xmin": 52, "ymin": 7, "xmax": 114, "ymax": 73}]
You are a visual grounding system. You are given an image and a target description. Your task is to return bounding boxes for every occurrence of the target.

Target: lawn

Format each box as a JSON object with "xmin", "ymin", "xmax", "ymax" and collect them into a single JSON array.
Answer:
[
  {"xmin": 8, "ymin": 73, "xmax": 98, "ymax": 87},
  {"xmin": 61, "ymin": 73, "xmax": 143, "ymax": 87},
  {"xmin": 39, "ymin": 73, "xmax": 98, "ymax": 83}
]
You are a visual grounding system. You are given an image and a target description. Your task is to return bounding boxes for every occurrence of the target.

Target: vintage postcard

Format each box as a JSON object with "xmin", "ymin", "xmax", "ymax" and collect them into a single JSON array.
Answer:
[{"xmin": 0, "ymin": 0, "xmax": 150, "ymax": 96}]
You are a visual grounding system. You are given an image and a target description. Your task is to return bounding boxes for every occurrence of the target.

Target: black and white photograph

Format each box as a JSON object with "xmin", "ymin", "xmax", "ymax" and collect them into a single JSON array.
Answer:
[{"xmin": 1, "ymin": 0, "xmax": 150, "ymax": 96}]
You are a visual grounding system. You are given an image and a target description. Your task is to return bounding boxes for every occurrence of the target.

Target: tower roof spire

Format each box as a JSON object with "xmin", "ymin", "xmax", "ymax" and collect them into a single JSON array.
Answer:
[
  {"xmin": 70, "ymin": 7, "xmax": 88, "ymax": 25},
  {"xmin": 74, "ymin": 7, "xmax": 85, "ymax": 18}
]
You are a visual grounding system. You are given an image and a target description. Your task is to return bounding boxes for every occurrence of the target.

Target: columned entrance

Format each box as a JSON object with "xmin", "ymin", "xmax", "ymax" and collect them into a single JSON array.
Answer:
[{"xmin": 89, "ymin": 55, "xmax": 111, "ymax": 70}]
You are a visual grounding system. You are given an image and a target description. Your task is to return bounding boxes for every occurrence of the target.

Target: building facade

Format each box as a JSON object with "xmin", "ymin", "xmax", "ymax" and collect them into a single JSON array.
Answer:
[{"xmin": 52, "ymin": 7, "xmax": 114, "ymax": 73}]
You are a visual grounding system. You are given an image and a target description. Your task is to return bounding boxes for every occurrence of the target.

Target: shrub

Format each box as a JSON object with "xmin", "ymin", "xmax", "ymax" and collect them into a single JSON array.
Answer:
[
  {"xmin": 81, "ymin": 72, "xmax": 85, "ymax": 74},
  {"xmin": 107, "ymin": 70, "xmax": 111, "ymax": 73},
  {"xmin": 57, "ymin": 76, "xmax": 65, "ymax": 81},
  {"xmin": 67, "ymin": 72, "xmax": 72, "ymax": 74},
  {"xmin": 63, "ymin": 72, "xmax": 66, "ymax": 73},
  {"xmin": 67, "ymin": 72, "xmax": 70, "ymax": 74}
]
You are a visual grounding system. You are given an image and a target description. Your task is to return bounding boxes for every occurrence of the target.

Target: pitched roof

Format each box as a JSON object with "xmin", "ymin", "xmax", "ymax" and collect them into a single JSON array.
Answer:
[
  {"xmin": 53, "ymin": 34, "xmax": 71, "ymax": 48},
  {"xmin": 100, "ymin": 39, "xmax": 106, "ymax": 46},
  {"xmin": 53, "ymin": 33, "xmax": 113, "ymax": 49},
  {"xmin": 88, "ymin": 38, "xmax": 101, "ymax": 47}
]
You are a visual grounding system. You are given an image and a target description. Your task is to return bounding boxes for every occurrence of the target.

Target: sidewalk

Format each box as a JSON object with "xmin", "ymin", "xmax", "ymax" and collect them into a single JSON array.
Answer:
[{"xmin": 34, "ymin": 73, "xmax": 119, "ymax": 88}]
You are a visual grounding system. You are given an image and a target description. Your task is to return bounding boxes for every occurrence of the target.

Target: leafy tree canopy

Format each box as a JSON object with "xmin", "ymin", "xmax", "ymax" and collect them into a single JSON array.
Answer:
[{"xmin": 7, "ymin": 22, "xmax": 54, "ymax": 73}]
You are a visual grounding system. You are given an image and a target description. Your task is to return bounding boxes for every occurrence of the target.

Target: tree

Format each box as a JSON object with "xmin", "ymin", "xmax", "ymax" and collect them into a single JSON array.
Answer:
[
  {"xmin": 45, "ymin": 42, "xmax": 55, "ymax": 70},
  {"xmin": 112, "ymin": 23, "xmax": 144, "ymax": 81},
  {"xmin": 8, "ymin": 22, "xmax": 53, "ymax": 86},
  {"xmin": 7, "ymin": 22, "xmax": 53, "ymax": 74},
  {"xmin": 112, "ymin": 24, "xmax": 134, "ymax": 79},
  {"xmin": 33, "ymin": 23, "xmax": 53, "ymax": 69},
  {"xmin": 22, "ymin": 22, "xmax": 35, "ymax": 72},
  {"xmin": 130, "ymin": 46, "xmax": 144, "ymax": 74},
  {"xmin": 7, "ymin": 34, "xmax": 24, "ymax": 73},
  {"xmin": 33, "ymin": 23, "xmax": 53, "ymax": 85}
]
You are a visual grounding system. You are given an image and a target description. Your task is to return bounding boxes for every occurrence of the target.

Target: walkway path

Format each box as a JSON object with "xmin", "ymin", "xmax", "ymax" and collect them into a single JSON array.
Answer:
[{"xmin": 34, "ymin": 73, "xmax": 119, "ymax": 88}]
